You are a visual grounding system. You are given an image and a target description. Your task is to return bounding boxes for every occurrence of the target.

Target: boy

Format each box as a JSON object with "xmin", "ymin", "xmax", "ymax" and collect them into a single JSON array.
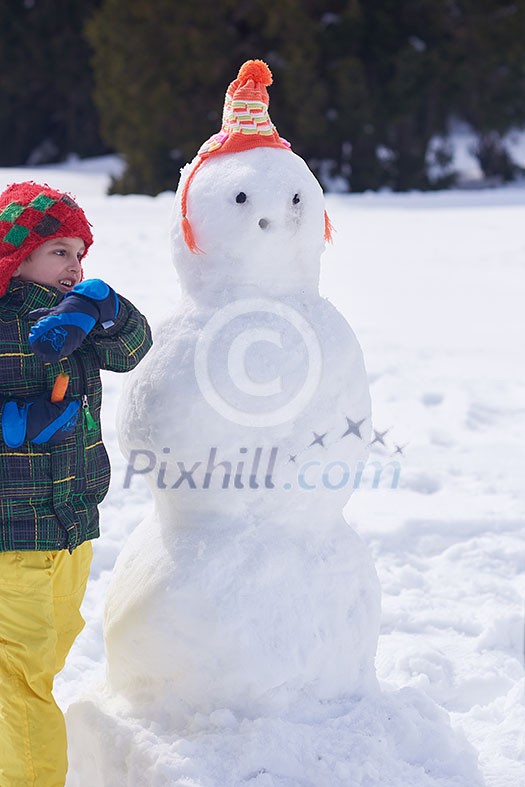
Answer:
[{"xmin": 0, "ymin": 181, "xmax": 152, "ymax": 785}]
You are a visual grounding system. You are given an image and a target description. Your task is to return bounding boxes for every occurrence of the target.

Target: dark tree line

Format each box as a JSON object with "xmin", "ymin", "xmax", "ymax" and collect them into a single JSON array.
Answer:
[
  {"xmin": 1, "ymin": 0, "xmax": 525, "ymax": 193},
  {"xmin": 0, "ymin": 0, "xmax": 104, "ymax": 166}
]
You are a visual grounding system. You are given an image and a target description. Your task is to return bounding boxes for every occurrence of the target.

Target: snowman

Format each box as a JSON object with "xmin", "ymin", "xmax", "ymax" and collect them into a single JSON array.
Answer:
[{"xmin": 103, "ymin": 60, "xmax": 381, "ymax": 725}]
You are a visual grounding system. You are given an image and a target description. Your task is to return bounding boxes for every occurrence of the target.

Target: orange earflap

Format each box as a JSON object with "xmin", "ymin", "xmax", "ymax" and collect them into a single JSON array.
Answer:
[
  {"xmin": 324, "ymin": 211, "xmax": 334, "ymax": 244},
  {"xmin": 180, "ymin": 158, "xmax": 206, "ymax": 254}
]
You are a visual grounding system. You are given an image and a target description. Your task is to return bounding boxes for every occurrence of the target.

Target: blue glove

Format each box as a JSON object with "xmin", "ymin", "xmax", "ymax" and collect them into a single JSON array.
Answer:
[
  {"xmin": 28, "ymin": 279, "xmax": 119, "ymax": 362},
  {"xmin": 2, "ymin": 392, "xmax": 81, "ymax": 448}
]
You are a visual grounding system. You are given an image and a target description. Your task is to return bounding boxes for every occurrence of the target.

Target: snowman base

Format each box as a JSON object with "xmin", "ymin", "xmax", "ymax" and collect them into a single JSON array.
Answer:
[
  {"xmin": 100, "ymin": 507, "xmax": 385, "ymax": 724},
  {"xmin": 66, "ymin": 686, "xmax": 483, "ymax": 787}
]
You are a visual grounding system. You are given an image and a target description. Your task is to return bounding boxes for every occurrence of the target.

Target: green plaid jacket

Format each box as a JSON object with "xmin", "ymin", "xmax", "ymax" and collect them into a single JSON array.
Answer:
[{"xmin": 0, "ymin": 279, "xmax": 152, "ymax": 552}]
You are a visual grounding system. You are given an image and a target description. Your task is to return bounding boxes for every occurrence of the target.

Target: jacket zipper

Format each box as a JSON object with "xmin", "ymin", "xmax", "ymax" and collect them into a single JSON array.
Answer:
[
  {"xmin": 76, "ymin": 355, "xmax": 97, "ymax": 432},
  {"xmin": 82, "ymin": 394, "xmax": 97, "ymax": 431}
]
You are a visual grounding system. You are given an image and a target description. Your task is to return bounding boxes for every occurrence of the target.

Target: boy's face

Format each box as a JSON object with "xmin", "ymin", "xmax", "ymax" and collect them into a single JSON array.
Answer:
[{"xmin": 12, "ymin": 237, "xmax": 85, "ymax": 294}]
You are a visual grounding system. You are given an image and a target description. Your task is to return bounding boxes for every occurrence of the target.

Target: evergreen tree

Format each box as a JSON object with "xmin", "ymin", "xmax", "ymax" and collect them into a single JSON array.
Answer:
[
  {"xmin": 319, "ymin": 0, "xmax": 456, "ymax": 191},
  {"xmin": 318, "ymin": 2, "xmax": 380, "ymax": 190},
  {"xmin": 0, "ymin": 0, "xmax": 104, "ymax": 166},
  {"xmin": 447, "ymin": 0, "xmax": 525, "ymax": 181},
  {"xmin": 87, "ymin": 0, "xmax": 233, "ymax": 193},
  {"xmin": 316, "ymin": 0, "xmax": 525, "ymax": 188}
]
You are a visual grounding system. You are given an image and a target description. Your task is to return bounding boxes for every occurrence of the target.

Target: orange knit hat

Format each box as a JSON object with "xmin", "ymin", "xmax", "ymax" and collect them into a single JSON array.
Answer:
[{"xmin": 180, "ymin": 60, "xmax": 333, "ymax": 253}]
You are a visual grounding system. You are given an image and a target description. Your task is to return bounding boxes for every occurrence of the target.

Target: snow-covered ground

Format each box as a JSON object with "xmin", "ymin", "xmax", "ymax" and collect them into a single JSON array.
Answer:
[{"xmin": 0, "ymin": 158, "xmax": 523, "ymax": 786}]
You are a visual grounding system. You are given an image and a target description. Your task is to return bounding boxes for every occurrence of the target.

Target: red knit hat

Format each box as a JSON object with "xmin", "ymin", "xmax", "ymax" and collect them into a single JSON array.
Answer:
[{"xmin": 0, "ymin": 181, "xmax": 93, "ymax": 297}]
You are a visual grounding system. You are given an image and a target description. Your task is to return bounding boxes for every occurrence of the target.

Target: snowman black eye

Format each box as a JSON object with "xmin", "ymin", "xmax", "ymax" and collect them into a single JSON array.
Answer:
[
  {"xmin": 292, "ymin": 193, "xmax": 300, "ymax": 205},
  {"xmin": 236, "ymin": 192, "xmax": 247, "ymax": 204}
]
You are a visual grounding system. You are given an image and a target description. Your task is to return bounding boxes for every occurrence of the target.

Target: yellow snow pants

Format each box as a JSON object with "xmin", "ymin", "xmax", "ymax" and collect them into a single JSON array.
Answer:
[{"xmin": 0, "ymin": 540, "xmax": 92, "ymax": 786}]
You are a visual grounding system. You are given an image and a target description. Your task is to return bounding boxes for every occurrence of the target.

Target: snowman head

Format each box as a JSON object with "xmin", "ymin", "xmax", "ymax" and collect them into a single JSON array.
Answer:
[{"xmin": 171, "ymin": 60, "xmax": 333, "ymax": 303}]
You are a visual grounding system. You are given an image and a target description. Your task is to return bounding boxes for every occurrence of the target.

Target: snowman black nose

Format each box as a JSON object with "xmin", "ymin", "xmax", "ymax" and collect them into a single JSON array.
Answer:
[{"xmin": 258, "ymin": 218, "xmax": 269, "ymax": 230}]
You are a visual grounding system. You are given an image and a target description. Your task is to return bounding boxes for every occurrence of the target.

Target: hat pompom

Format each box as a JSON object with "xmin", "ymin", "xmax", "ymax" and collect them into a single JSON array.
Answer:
[{"xmin": 237, "ymin": 60, "xmax": 273, "ymax": 87}]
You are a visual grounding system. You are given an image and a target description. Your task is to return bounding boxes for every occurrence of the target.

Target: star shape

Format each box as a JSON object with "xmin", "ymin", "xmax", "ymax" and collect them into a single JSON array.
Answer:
[
  {"xmin": 342, "ymin": 417, "xmax": 366, "ymax": 439},
  {"xmin": 393, "ymin": 443, "xmax": 408, "ymax": 456},
  {"xmin": 310, "ymin": 431, "xmax": 328, "ymax": 448},
  {"xmin": 370, "ymin": 428, "xmax": 389, "ymax": 447}
]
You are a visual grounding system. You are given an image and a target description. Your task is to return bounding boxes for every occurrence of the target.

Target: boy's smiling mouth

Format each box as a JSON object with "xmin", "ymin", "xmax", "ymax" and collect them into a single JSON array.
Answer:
[{"xmin": 58, "ymin": 278, "xmax": 76, "ymax": 292}]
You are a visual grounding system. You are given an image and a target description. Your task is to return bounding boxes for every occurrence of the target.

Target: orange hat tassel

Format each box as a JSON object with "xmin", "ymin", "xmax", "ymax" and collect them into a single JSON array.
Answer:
[
  {"xmin": 324, "ymin": 210, "xmax": 335, "ymax": 244},
  {"xmin": 182, "ymin": 216, "xmax": 201, "ymax": 254},
  {"xmin": 181, "ymin": 157, "xmax": 206, "ymax": 254}
]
